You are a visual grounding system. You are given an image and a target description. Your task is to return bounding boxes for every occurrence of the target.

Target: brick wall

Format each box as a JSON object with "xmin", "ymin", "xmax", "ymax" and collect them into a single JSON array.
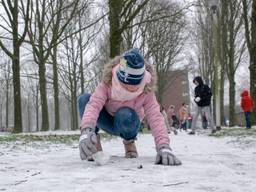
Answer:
[{"xmin": 161, "ymin": 70, "xmax": 190, "ymax": 114}]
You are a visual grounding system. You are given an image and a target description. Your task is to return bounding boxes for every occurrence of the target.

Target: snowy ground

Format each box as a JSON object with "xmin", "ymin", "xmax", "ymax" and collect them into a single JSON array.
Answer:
[{"xmin": 1, "ymin": 130, "xmax": 256, "ymax": 192}]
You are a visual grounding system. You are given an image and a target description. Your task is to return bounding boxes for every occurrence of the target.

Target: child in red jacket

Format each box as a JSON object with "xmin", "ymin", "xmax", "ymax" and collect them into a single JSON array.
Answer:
[{"xmin": 240, "ymin": 90, "xmax": 253, "ymax": 129}]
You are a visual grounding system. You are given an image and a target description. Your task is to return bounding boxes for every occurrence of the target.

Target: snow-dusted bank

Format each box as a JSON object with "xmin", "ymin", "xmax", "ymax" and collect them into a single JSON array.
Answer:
[{"xmin": 0, "ymin": 131, "xmax": 256, "ymax": 192}]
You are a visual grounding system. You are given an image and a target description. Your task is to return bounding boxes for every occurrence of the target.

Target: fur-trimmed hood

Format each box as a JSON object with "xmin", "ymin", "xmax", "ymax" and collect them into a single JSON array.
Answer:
[{"xmin": 101, "ymin": 56, "xmax": 157, "ymax": 93}]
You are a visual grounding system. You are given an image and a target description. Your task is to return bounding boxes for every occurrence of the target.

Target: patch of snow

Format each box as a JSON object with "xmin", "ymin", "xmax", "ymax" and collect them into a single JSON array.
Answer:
[{"xmin": 0, "ymin": 132, "xmax": 256, "ymax": 192}]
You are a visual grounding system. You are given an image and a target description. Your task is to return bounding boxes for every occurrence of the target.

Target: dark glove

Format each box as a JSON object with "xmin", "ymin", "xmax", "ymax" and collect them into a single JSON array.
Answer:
[
  {"xmin": 79, "ymin": 127, "xmax": 97, "ymax": 160},
  {"xmin": 155, "ymin": 144, "xmax": 182, "ymax": 166}
]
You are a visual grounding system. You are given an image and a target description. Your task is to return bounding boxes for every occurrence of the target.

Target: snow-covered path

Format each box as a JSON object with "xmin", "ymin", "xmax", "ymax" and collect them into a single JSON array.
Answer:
[{"xmin": 1, "ymin": 132, "xmax": 256, "ymax": 192}]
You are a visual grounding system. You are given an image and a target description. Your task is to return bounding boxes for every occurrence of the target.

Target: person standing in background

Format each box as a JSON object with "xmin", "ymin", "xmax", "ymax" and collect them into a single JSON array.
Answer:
[
  {"xmin": 240, "ymin": 90, "xmax": 253, "ymax": 129},
  {"xmin": 189, "ymin": 76, "xmax": 216, "ymax": 135}
]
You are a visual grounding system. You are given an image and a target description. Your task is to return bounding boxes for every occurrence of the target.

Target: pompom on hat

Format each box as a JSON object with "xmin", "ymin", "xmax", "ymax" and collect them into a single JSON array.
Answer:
[{"xmin": 116, "ymin": 48, "xmax": 145, "ymax": 85}]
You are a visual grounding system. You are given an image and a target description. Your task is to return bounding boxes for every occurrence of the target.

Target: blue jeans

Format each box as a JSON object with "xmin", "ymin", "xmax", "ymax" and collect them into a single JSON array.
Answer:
[
  {"xmin": 244, "ymin": 112, "xmax": 251, "ymax": 129},
  {"xmin": 77, "ymin": 93, "xmax": 140, "ymax": 140}
]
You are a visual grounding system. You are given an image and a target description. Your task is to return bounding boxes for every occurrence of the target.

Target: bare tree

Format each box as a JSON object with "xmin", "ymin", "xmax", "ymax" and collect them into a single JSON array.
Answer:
[
  {"xmin": 57, "ymin": 9, "xmax": 100, "ymax": 130},
  {"xmin": 0, "ymin": 54, "xmax": 13, "ymax": 130},
  {"xmin": 108, "ymin": 0, "xmax": 151, "ymax": 57},
  {"xmin": 144, "ymin": 0, "xmax": 186, "ymax": 103},
  {"xmin": 224, "ymin": 0, "xmax": 245, "ymax": 126},
  {"xmin": 3, "ymin": 61, "xmax": 12, "ymax": 129},
  {"xmin": 193, "ymin": 1, "xmax": 218, "ymax": 83},
  {"xmin": 192, "ymin": 0, "xmax": 246, "ymax": 126},
  {"xmin": 0, "ymin": 0, "xmax": 30, "ymax": 132},
  {"xmin": 242, "ymin": 0, "xmax": 256, "ymax": 124},
  {"xmin": 27, "ymin": 0, "xmax": 80, "ymax": 131}
]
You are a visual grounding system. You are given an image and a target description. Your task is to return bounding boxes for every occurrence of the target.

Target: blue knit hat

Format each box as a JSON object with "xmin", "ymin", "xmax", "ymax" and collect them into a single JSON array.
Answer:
[{"xmin": 116, "ymin": 48, "xmax": 145, "ymax": 85}]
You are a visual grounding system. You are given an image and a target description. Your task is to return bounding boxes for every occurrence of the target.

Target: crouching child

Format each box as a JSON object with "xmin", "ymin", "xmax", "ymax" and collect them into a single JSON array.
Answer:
[{"xmin": 78, "ymin": 48, "xmax": 181, "ymax": 166}]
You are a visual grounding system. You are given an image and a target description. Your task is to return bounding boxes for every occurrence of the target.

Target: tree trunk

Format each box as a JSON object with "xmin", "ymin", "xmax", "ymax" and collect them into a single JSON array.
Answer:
[
  {"xmin": 213, "ymin": 13, "xmax": 221, "ymax": 128},
  {"xmin": 217, "ymin": 9, "xmax": 226, "ymax": 125},
  {"xmin": 227, "ymin": 0, "xmax": 237, "ymax": 127},
  {"xmin": 243, "ymin": 0, "xmax": 256, "ymax": 125},
  {"xmin": 78, "ymin": 15, "xmax": 85, "ymax": 94},
  {"xmin": 109, "ymin": 0, "xmax": 123, "ymax": 57},
  {"xmin": 27, "ymin": 97, "xmax": 31, "ymax": 132},
  {"xmin": 71, "ymin": 91, "xmax": 78, "ymax": 130},
  {"xmin": 70, "ymin": 100, "xmax": 74, "ymax": 130},
  {"xmin": 12, "ymin": 45, "xmax": 22, "ymax": 133},
  {"xmin": 36, "ymin": 84, "xmax": 39, "ymax": 132},
  {"xmin": 38, "ymin": 62, "xmax": 49, "ymax": 131},
  {"xmin": 250, "ymin": 56, "xmax": 256, "ymax": 125},
  {"xmin": 5, "ymin": 81, "xmax": 9, "ymax": 129},
  {"xmin": 11, "ymin": 0, "xmax": 23, "ymax": 133},
  {"xmin": 250, "ymin": 0, "xmax": 256, "ymax": 124},
  {"xmin": 73, "ymin": 77, "xmax": 78, "ymax": 130},
  {"xmin": 229, "ymin": 77, "xmax": 236, "ymax": 127},
  {"xmin": 212, "ymin": 81, "xmax": 216, "ymax": 122},
  {"xmin": 71, "ymin": 92, "xmax": 76, "ymax": 130},
  {"xmin": 52, "ymin": 46, "xmax": 60, "ymax": 130},
  {"xmin": 71, "ymin": 67, "xmax": 78, "ymax": 130},
  {"xmin": 228, "ymin": 45, "xmax": 236, "ymax": 127},
  {"xmin": 220, "ymin": 70, "xmax": 225, "ymax": 125},
  {"xmin": 123, "ymin": 27, "xmax": 133, "ymax": 50},
  {"xmin": 0, "ymin": 103, "xmax": 2, "ymax": 129},
  {"xmin": 219, "ymin": 2, "xmax": 227, "ymax": 126}
]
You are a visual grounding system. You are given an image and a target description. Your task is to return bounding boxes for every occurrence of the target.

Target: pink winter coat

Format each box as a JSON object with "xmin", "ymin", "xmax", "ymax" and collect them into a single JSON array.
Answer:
[{"xmin": 81, "ymin": 57, "xmax": 170, "ymax": 148}]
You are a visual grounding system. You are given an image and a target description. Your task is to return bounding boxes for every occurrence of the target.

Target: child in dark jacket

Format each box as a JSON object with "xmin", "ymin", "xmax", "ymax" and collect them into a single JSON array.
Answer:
[
  {"xmin": 189, "ymin": 76, "xmax": 216, "ymax": 134},
  {"xmin": 240, "ymin": 90, "xmax": 253, "ymax": 129}
]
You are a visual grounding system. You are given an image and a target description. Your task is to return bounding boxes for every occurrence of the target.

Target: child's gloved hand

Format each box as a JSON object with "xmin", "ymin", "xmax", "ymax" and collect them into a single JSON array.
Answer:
[
  {"xmin": 195, "ymin": 97, "xmax": 201, "ymax": 102},
  {"xmin": 155, "ymin": 144, "xmax": 182, "ymax": 166},
  {"xmin": 79, "ymin": 127, "xmax": 98, "ymax": 160}
]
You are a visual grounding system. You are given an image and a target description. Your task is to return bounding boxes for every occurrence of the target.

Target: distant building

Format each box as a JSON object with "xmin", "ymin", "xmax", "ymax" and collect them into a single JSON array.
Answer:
[{"xmin": 161, "ymin": 70, "xmax": 190, "ymax": 114}]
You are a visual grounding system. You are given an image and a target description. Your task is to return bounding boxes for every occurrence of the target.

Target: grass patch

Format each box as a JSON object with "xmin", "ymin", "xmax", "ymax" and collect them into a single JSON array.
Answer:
[
  {"xmin": 0, "ymin": 132, "xmax": 113, "ymax": 144},
  {"xmin": 210, "ymin": 127, "xmax": 256, "ymax": 138}
]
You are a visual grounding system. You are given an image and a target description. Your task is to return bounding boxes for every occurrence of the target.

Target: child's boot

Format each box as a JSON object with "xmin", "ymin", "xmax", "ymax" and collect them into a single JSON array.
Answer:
[{"xmin": 123, "ymin": 139, "xmax": 138, "ymax": 158}]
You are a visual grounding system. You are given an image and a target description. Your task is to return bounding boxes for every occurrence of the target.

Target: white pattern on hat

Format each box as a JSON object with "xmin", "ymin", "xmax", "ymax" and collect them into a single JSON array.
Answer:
[{"xmin": 119, "ymin": 58, "xmax": 145, "ymax": 76}]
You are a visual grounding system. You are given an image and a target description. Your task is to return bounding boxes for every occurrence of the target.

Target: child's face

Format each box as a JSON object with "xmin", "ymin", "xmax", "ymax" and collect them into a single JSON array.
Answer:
[
  {"xmin": 170, "ymin": 107, "xmax": 174, "ymax": 112},
  {"xmin": 120, "ymin": 82, "xmax": 140, "ymax": 92},
  {"xmin": 194, "ymin": 80, "xmax": 199, "ymax": 86}
]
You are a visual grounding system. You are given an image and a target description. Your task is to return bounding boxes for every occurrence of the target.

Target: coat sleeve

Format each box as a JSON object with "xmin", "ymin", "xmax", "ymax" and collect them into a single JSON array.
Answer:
[
  {"xmin": 143, "ymin": 92, "xmax": 170, "ymax": 148},
  {"xmin": 80, "ymin": 83, "xmax": 108, "ymax": 128}
]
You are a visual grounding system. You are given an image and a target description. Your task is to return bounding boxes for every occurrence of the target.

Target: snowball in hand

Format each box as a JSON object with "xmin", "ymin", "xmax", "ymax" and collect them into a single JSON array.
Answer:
[
  {"xmin": 195, "ymin": 97, "xmax": 201, "ymax": 102},
  {"xmin": 92, "ymin": 151, "xmax": 110, "ymax": 166}
]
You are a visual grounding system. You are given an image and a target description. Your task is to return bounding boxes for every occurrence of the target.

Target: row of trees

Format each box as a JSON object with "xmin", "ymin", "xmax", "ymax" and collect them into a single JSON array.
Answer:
[
  {"xmin": 192, "ymin": 0, "xmax": 256, "ymax": 126},
  {"xmin": 0, "ymin": 0, "xmax": 188, "ymax": 132}
]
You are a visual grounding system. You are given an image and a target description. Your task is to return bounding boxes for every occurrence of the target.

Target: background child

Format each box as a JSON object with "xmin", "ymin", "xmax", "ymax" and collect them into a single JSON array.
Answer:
[
  {"xmin": 187, "ymin": 113, "xmax": 193, "ymax": 129},
  {"xmin": 160, "ymin": 105, "xmax": 178, "ymax": 135},
  {"xmin": 167, "ymin": 105, "xmax": 175, "ymax": 126},
  {"xmin": 179, "ymin": 103, "xmax": 188, "ymax": 130},
  {"xmin": 189, "ymin": 76, "xmax": 216, "ymax": 135},
  {"xmin": 78, "ymin": 48, "xmax": 181, "ymax": 166},
  {"xmin": 240, "ymin": 90, "xmax": 253, "ymax": 129}
]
